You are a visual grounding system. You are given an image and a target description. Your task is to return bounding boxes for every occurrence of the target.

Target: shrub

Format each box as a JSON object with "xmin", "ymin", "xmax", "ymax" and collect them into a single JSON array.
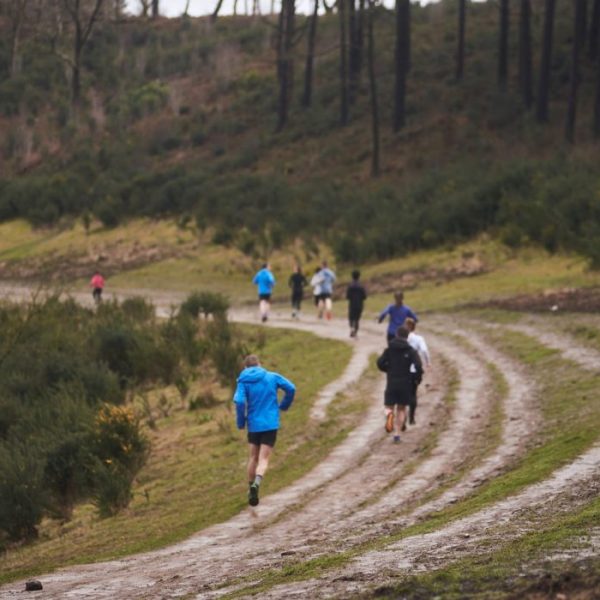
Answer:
[
  {"xmin": 0, "ymin": 443, "xmax": 46, "ymax": 542},
  {"xmin": 91, "ymin": 404, "xmax": 149, "ymax": 482},
  {"xmin": 92, "ymin": 461, "xmax": 134, "ymax": 518},
  {"xmin": 207, "ymin": 320, "xmax": 247, "ymax": 389},
  {"xmin": 180, "ymin": 291, "xmax": 229, "ymax": 319}
]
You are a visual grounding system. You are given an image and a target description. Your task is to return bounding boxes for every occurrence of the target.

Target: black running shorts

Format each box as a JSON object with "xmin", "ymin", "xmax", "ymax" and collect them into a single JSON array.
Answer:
[
  {"xmin": 384, "ymin": 390, "xmax": 411, "ymax": 407},
  {"xmin": 258, "ymin": 293, "xmax": 271, "ymax": 301},
  {"xmin": 247, "ymin": 429, "xmax": 278, "ymax": 447}
]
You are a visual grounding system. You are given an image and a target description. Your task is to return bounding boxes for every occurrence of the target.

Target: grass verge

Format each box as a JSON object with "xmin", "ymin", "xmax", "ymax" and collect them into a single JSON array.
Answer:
[
  {"xmin": 0, "ymin": 326, "xmax": 355, "ymax": 584},
  {"xmin": 371, "ymin": 495, "xmax": 600, "ymax": 599}
]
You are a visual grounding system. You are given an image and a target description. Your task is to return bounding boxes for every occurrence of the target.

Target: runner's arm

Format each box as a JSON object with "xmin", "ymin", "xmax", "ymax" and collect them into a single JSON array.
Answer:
[
  {"xmin": 376, "ymin": 349, "xmax": 390, "ymax": 372},
  {"xmin": 233, "ymin": 384, "xmax": 247, "ymax": 429},
  {"xmin": 276, "ymin": 374, "xmax": 296, "ymax": 411},
  {"xmin": 377, "ymin": 306, "xmax": 390, "ymax": 323}
]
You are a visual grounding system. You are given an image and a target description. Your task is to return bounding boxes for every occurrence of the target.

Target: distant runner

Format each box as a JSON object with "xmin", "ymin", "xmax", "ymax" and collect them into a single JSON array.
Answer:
[
  {"xmin": 404, "ymin": 317, "xmax": 431, "ymax": 428},
  {"xmin": 377, "ymin": 291, "xmax": 418, "ymax": 342},
  {"xmin": 319, "ymin": 261, "xmax": 337, "ymax": 320},
  {"xmin": 377, "ymin": 326, "xmax": 423, "ymax": 443},
  {"xmin": 90, "ymin": 271, "xmax": 105, "ymax": 305},
  {"xmin": 233, "ymin": 354, "xmax": 296, "ymax": 506},
  {"xmin": 288, "ymin": 265, "xmax": 308, "ymax": 319},
  {"xmin": 346, "ymin": 270, "xmax": 367, "ymax": 338},
  {"xmin": 310, "ymin": 267, "xmax": 324, "ymax": 319},
  {"xmin": 252, "ymin": 263, "xmax": 275, "ymax": 323}
]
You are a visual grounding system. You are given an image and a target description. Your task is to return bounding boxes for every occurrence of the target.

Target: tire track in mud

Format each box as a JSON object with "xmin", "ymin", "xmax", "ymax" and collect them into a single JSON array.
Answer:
[
  {"xmin": 226, "ymin": 320, "xmax": 600, "ymax": 599},
  {"xmin": 254, "ymin": 445, "xmax": 600, "ymax": 600},
  {"xmin": 0, "ymin": 294, "xmax": 583, "ymax": 600},
  {"xmin": 206, "ymin": 325, "xmax": 542, "ymax": 599}
]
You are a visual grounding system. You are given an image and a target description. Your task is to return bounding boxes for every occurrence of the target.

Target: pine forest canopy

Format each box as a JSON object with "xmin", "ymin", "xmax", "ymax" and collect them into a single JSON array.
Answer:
[{"xmin": 0, "ymin": 0, "xmax": 599, "ymax": 267}]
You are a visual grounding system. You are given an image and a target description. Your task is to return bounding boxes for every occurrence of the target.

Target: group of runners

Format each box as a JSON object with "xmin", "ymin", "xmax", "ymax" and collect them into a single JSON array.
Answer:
[
  {"xmin": 252, "ymin": 261, "xmax": 338, "ymax": 323},
  {"xmin": 236, "ymin": 264, "xmax": 431, "ymax": 506}
]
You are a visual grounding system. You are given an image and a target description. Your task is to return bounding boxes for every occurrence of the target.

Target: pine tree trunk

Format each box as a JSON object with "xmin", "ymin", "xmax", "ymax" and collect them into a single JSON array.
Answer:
[
  {"xmin": 339, "ymin": 0, "xmax": 349, "ymax": 125},
  {"xmin": 456, "ymin": 0, "xmax": 466, "ymax": 81},
  {"xmin": 349, "ymin": 0, "xmax": 358, "ymax": 104},
  {"xmin": 519, "ymin": 0, "xmax": 533, "ymax": 108},
  {"xmin": 498, "ymin": 0, "xmax": 509, "ymax": 88},
  {"xmin": 590, "ymin": 0, "xmax": 600, "ymax": 59},
  {"xmin": 367, "ymin": 0, "xmax": 379, "ymax": 176},
  {"xmin": 212, "ymin": 0, "xmax": 225, "ymax": 21},
  {"xmin": 536, "ymin": 0, "xmax": 556, "ymax": 123},
  {"xmin": 566, "ymin": 0, "xmax": 585, "ymax": 143},
  {"xmin": 302, "ymin": 0, "xmax": 319, "ymax": 108},
  {"xmin": 356, "ymin": 0, "xmax": 366, "ymax": 75},
  {"xmin": 594, "ymin": 47, "xmax": 600, "ymax": 137},
  {"xmin": 393, "ymin": 0, "xmax": 409, "ymax": 131},
  {"xmin": 276, "ymin": 0, "xmax": 295, "ymax": 130}
]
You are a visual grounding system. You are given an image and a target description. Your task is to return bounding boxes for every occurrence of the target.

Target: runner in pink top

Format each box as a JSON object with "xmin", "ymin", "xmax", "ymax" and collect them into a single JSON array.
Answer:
[{"xmin": 90, "ymin": 271, "xmax": 105, "ymax": 304}]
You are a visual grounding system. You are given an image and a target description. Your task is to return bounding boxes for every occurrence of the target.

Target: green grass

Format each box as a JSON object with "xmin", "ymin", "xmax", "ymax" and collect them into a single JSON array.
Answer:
[
  {"xmin": 0, "ymin": 326, "xmax": 356, "ymax": 584},
  {"xmin": 218, "ymin": 329, "xmax": 600, "ymax": 597},
  {"xmin": 372, "ymin": 495, "xmax": 600, "ymax": 599}
]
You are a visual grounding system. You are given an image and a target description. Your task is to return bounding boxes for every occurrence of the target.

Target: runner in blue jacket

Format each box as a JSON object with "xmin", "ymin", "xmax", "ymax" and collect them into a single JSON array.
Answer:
[
  {"xmin": 234, "ymin": 354, "xmax": 296, "ymax": 506},
  {"xmin": 252, "ymin": 263, "xmax": 276, "ymax": 322},
  {"xmin": 378, "ymin": 291, "xmax": 418, "ymax": 342}
]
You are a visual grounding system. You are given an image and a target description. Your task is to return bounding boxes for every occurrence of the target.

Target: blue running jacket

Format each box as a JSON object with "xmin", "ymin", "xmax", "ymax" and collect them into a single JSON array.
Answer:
[{"xmin": 233, "ymin": 366, "xmax": 295, "ymax": 432}]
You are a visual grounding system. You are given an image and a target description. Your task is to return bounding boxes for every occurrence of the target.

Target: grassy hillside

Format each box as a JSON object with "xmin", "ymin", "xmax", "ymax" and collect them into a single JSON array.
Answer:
[{"xmin": 0, "ymin": 0, "xmax": 599, "ymax": 267}]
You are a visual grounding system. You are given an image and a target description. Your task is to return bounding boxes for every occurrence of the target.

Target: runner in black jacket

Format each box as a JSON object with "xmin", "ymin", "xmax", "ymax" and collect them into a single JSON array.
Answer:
[
  {"xmin": 288, "ymin": 265, "xmax": 308, "ymax": 318},
  {"xmin": 346, "ymin": 270, "xmax": 367, "ymax": 338},
  {"xmin": 377, "ymin": 326, "xmax": 423, "ymax": 442}
]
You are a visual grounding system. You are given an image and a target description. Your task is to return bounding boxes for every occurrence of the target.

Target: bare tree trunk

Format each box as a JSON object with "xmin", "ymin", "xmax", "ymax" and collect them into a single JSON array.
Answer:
[
  {"xmin": 356, "ymin": 0, "xmax": 366, "ymax": 76},
  {"xmin": 276, "ymin": 0, "xmax": 295, "ymax": 130},
  {"xmin": 566, "ymin": 0, "xmax": 585, "ymax": 143},
  {"xmin": 62, "ymin": 0, "xmax": 105, "ymax": 113},
  {"xmin": 594, "ymin": 44, "xmax": 600, "ymax": 137},
  {"xmin": 212, "ymin": 0, "xmax": 225, "ymax": 21},
  {"xmin": 348, "ymin": 0, "xmax": 358, "ymax": 104},
  {"xmin": 8, "ymin": 0, "xmax": 27, "ymax": 78},
  {"xmin": 234, "ymin": 0, "xmax": 239, "ymax": 15},
  {"xmin": 367, "ymin": 0, "xmax": 379, "ymax": 176},
  {"xmin": 10, "ymin": 16, "xmax": 23, "ymax": 77},
  {"xmin": 456, "ymin": 0, "xmax": 466, "ymax": 80},
  {"xmin": 339, "ymin": 0, "xmax": 349, "ymax": 124},
  {"xmin": 151, "ymin": 0, "xmax": 159, "ymax": 18},
  {"xmin": 270, "ymin": 0, "xmax": 275, "ymax": 14},
  {"xmin": 498, "ymin": 0, "xmax": 509, "ymax": 88},
  {"xmin": 590, "ymin": 0, "xmax": 600, "ymax": 59},
  {"xmin": 519, "ymin": 0, "xmax": 533, "ymax": 108},
  {"xmin": 302, "ymin": 0, "xmax": 319, "ymax": 108},
  {"xmin": 393, "ymin": 0, "xmax": 409, "ymax": 131},
  {"xmin": 140, "ymin": 0, "xmax": 150, "ymax": 17},
  {"xmin": 536, "ymin": 0, "xmax": 556, "ymax": 123},
  {"xmin": 579, "ymin": 0, "xmax": 588, "ymax": 41}
]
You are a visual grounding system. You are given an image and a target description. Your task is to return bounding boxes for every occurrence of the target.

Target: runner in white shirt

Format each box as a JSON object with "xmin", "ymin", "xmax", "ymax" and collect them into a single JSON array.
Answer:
[
  {"xmin": 310, "ymin": 267, "xmax": 324, "ymax": 319},
  {"xmin": 404, "ymin": 317, "xmax": 430, "ymax": 426}
]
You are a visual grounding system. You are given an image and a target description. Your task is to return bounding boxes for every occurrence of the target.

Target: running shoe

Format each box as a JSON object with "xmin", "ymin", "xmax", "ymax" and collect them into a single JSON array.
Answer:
[
  {"xmin": 393, "ymin": 435, "xmax": 401, "ymax": 443},
  {"xmin": 248, "ymin": 483, "xmax": 259, "ymax": 506},
  {"xmin": 409, "ymin": 416, "xmax": 416, "ymax": 425},
  {"xmin": 385, "ymin": 412, "xmax": 394, "ymax": 433},
  {"xmin": 261, "ymin": 315, "xmax": 268, "ymax": 323}
]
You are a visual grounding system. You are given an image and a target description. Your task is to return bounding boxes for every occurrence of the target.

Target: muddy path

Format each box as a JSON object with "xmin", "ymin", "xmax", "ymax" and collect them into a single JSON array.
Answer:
[{"xmin": 0, "ymin": 289, "xmax": 596, "ymax": 599}]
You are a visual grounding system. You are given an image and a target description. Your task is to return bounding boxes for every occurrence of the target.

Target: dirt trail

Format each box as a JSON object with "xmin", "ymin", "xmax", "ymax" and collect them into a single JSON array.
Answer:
[{"xmin": 0, "ymin": 290, "xmax": 596, "ymax": 599}]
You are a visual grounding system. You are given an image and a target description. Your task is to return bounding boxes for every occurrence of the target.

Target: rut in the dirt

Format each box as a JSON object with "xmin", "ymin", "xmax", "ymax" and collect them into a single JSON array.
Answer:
[{"xmin": 0, "ymin": 294, "xmax": 595, "ymax": 600}]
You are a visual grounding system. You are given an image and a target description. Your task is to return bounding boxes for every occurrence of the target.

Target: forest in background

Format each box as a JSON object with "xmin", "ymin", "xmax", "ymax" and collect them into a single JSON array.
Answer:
[{"xmin": 0, "ymin": 0, "xmax": 599, "ymax": 266}]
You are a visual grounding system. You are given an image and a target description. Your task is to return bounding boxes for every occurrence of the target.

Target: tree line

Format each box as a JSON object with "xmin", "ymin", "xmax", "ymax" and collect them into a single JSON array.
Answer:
[{"xmin": 265, "ymin": 0, "xmax": 600, "ymax": 174}]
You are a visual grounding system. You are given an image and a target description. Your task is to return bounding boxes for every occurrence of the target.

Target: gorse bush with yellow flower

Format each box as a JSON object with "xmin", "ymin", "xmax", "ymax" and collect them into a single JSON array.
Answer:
[{"xmin": 0, "ymin": 291, "xmax": 242, "ymax": 547}]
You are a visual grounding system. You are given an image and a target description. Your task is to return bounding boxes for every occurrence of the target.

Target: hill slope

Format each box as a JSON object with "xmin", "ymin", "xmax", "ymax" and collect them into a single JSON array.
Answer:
[{"xmin": 0, "ymin": 0, "xmax": 599, "ymax": 266}]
